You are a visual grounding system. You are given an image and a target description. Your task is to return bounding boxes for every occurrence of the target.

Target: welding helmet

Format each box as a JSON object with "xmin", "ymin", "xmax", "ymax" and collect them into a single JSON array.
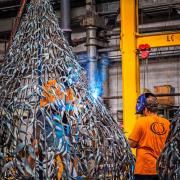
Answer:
[{"xmin": 136, "ymin": 93, "xmax": 157, "ymax": 114}]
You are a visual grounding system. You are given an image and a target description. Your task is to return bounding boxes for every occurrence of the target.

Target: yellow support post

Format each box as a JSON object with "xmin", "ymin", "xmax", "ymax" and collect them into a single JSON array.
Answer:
[{"xmin": 120, "ymin": 0, "xmax": 140, "ymax": 140}]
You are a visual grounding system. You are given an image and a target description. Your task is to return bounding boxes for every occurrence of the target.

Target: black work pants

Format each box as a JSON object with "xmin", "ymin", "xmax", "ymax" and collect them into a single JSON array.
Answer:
[{"xmin": 134, "ymin": 175, "xmax": 159, "ymax": 180}]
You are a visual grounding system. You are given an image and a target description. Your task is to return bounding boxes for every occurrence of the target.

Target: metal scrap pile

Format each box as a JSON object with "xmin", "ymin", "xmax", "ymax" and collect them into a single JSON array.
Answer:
[
  {"xmin": 0, "ymin": 0, "xmax": 134, "ymax": 179},
  {"xmin": 157, "ymin": 109, "xmax": 180, "ymax": 180}
]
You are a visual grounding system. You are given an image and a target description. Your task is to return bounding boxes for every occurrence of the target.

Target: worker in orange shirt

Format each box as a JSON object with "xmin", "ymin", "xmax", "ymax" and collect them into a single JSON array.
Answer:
[{"xmin": 128, "ymin": 93, "xmax": 170, "ymax": 180}]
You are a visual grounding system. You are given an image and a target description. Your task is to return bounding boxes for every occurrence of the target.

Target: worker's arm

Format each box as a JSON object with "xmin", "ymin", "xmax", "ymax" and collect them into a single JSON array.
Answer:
[
  {"xmin": 128, "ymin": 139, "xmax": 138, "ymax": 148},
  {"xmin": 128, "ymin": 118, "xmax": 143, "ymax": 148}
]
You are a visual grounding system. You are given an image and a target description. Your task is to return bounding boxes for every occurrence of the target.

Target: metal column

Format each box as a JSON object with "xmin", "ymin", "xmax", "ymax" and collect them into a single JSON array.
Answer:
[
  {"xmin": 86, "ymin": 0, "xmax": 98, "ymax": 91},
  {"xmin": 120, "ymin": 0, "xmax": 140, "ymax": 139},
  {"xmin": 87, "ymin": 26, "xmax": 97, "ymax": 91}
]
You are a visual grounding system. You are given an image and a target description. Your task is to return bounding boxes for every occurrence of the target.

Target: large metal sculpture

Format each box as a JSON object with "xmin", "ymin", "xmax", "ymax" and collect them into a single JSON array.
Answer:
[
  {"xmin": 157, "ymin": 109, "xmax": 180, "ymax": 180},
  {"xmin": 0, "ymin": 0, "xmax": 134, "ymax": 179}
]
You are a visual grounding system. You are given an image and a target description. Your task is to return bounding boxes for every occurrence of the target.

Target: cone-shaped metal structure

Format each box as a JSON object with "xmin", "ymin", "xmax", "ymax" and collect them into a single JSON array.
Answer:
[
  {"xmin": 157, "ymin": 109, "xmax": 180, "ymax": 180},
  {"xmin": 0, "ymin": 0, "xmax": 134, "ymax": 179}
]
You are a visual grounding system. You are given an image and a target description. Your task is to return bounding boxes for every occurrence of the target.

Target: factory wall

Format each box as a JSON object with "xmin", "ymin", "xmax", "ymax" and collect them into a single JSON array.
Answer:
[
  {"xmin": 108, "ymin": 56, "xmax": 180, "ymax": 122},
  {"xmin": 141, "ymin": 58, "xmax": 180, "ymax": 100}
]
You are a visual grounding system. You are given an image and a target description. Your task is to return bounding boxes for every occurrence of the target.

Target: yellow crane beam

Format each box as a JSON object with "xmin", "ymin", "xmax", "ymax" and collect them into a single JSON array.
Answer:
[{"xmin": 137, "ymin": 31, "xmax": 180, "ymax": 48}]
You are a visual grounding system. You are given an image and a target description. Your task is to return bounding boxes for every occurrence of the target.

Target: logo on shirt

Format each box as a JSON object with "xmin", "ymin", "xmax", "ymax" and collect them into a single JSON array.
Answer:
[{"xmin": 150, "ymin": 122, "xmax": 167, "ymax": 135}]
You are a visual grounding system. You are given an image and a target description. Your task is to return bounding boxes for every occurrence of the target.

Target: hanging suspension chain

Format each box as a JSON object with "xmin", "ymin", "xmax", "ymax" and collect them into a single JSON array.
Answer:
[
  {"xmin": 145, "ymin": 58, "xmax": 149, "ymax": 90},
  {"xmin": 143, "ymin": 59, "xmax": 146, "ymax": 90},
  {"xmin": 139, "ymin": 44, "xmax": 151, "ymax": 92}
]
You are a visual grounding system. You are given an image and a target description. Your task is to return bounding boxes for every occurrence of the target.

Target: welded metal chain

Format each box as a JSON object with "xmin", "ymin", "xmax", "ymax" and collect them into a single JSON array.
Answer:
[
  {"xmin": 157, "ymin": 108, "xmax": 180, "ymax": 180},
  {"xmin": 0, "ymin": 0, "xmax": 135, "ymax": 179}
]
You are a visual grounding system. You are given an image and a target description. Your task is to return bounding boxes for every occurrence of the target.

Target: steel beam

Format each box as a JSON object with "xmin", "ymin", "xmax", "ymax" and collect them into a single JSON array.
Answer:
[{"xmin": 137, "ymin": 31, "xmax": 180, "ymax": 48}]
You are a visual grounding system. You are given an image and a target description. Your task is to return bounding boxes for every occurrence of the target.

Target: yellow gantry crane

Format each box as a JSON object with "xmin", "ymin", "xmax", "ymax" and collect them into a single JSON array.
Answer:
[{"xmin": 120, "ymin": 0, "xmax": 180, "ymax": 142}]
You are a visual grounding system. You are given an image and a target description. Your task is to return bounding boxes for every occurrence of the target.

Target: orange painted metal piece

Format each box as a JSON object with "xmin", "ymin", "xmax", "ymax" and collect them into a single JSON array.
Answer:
[
  {"xmin": 40, "ymin": 79, "xmax": 65, "ymax": 107},
  {"xmin": 40, "ymin": 79, "xmax": 75, "ymax": 108}
]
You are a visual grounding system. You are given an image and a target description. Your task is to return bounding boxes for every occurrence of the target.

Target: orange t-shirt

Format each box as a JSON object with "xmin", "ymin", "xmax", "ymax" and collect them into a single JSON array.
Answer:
[{"xmin": 129, "ymin": 115, "xmax": 170, "ymax": 175}]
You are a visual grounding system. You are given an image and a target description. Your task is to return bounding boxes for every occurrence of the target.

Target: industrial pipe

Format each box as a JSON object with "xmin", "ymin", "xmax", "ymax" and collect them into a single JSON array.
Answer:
[
  {"xmin": 87, "ymin": 26, "xmax": 98, "ymax": 92},
  {"xmin": 61, "ymin": 0, "xmax": 72, "ymax": 44}
]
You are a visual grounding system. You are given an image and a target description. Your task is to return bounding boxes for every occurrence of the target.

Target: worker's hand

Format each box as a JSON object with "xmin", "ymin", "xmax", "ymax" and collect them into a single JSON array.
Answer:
[{"xmin": 128, "ymin": 139, "xmax": 138, "ymax": 148}]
